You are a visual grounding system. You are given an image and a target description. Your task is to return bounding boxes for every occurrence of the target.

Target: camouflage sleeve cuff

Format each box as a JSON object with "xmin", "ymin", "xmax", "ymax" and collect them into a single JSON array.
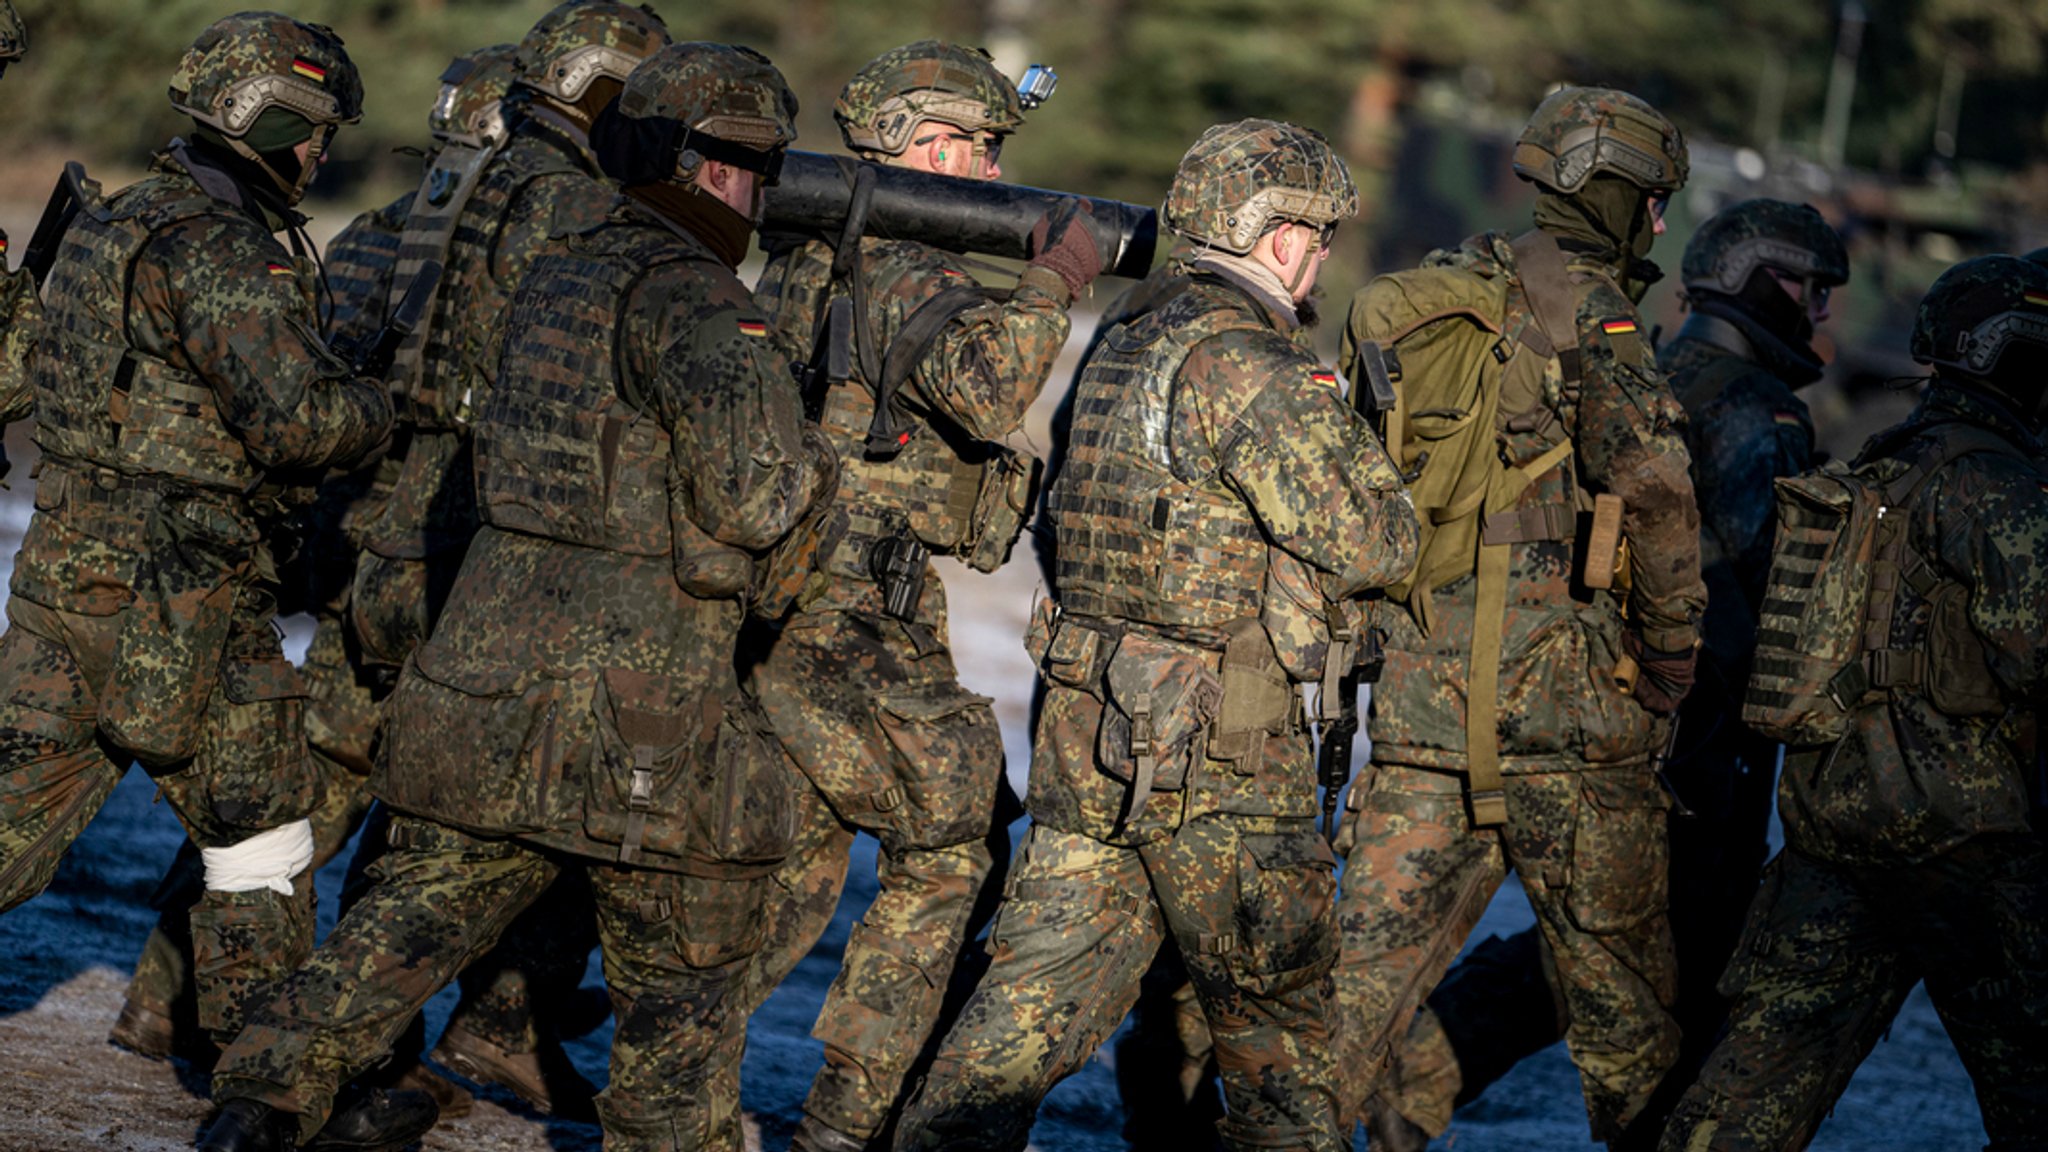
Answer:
[{"xmin": 1015, "ymin": 264, "xmax": 1074, "ymax": 307}]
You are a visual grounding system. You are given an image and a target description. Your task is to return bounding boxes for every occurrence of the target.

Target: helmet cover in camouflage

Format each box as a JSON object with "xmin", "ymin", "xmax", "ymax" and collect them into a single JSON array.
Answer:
[
  {"xmin": 169, "ymin": 11, "xmax": 363, "ymax": 139},
  {"xmin": 2025, "ymin": 246, "xmax": 2048, "ymax": 268},
  {"xmin": 1163, "ymin": 118, "xmax": 1360, "ymax": 256},
  {"xmin": 594, "ymin": 42, "xmax": 797, "ymax": 186},
  {"xmin": 0, "ymin": 1, "xmax": 26, "ymax": 70},
  {"xmin": 1682, "ymin": 198, "xmax": 1849, "ymax": 297},
  {"xmin": 835, "ymin": 41, "xmax": 1024, "ymax": 157},
  {"xmin": 1910, "ymin": 254, "xmax": 2048, "ymax": 389},
  {"xmin": 514, "ymin": 0, "xmax": 669, "ymax": 105},
  {"xmin": 1514, "ymin": 86, "xmax": 1687, "ymax": 194},
  {"xmin": 430, "ymin": 44, "xmax": 519, "ymax": 145}
]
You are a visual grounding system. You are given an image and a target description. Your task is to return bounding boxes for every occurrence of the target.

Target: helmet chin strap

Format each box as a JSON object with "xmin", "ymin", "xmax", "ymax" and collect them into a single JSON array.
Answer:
[
  {"xmin": 224, "ymin": 122, "xmax": 330, "ymax": 206},
  {"xmin": 1282, "ymin": 224, "xmax": 1316, "ymax": 299}
]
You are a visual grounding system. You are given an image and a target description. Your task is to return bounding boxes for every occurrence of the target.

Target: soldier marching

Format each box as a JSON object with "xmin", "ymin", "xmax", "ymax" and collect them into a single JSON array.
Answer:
[{"xmin": 0, "ymin": 6, "xmax": 2040, "ymax": 1152}]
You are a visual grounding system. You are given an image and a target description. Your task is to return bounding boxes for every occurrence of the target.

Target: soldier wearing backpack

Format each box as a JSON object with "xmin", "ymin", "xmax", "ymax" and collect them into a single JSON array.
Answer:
[
  {"xmin": 1659, "ymin": 256, "xmax": 2048, "ymax": 1151},
  {"xmin": 1328, "ymin": 86, "xmax": 1705, "ymax": 1149}
]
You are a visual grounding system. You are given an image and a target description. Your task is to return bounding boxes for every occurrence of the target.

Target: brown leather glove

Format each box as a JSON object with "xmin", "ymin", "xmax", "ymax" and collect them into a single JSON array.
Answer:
[
  {"xmin": 1027, "ymin": 197, "xmax": 1102, "ymax": 300},
  {"xmin": 1625, "ymin": 630, "xmax": 1697, "ymax": 716}
]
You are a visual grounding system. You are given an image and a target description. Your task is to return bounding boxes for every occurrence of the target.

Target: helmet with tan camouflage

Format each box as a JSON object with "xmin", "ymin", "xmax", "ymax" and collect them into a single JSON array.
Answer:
[
  {"xmin": 514, "ymin": 0, "xmax": 669, "ymax": 107},
  {"xmin": 835, "ymin": 41, "xmax": 1023, "ymax": 158},
  {"xmin": 430, "ymin": 44, "xmax": 520, "ymax": 146},
  {"xmin": 1163, "ymin": 118, "xmax": 1359, "ymax": 256},
  {"xmin": 0, "ymin": 1, "xmax": 26, "ymax": 78},
  {"xmin": 1911, "ymin": 255, "xmax": 2048, "ymax": 409},
  {"xmin": 1514, "ymin": 86, "xmax": 1687, "ymax": 195},
  {"xmin": 1682, "ymin": 199, "xmax": 1847, "ymax": 297},
  {"xmin": 168, "ymin": 12, "xmax": 363, "ymax": 204},
  {"xmin": 593, "ymin": 42, "xmax": 798, "ymax": 188}
]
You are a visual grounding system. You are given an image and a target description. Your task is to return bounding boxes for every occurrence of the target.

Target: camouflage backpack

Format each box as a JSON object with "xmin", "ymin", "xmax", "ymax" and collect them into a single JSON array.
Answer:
[{"xmin": 1743, "ymin": 422, "xmax": 2022, "ymax": 746}]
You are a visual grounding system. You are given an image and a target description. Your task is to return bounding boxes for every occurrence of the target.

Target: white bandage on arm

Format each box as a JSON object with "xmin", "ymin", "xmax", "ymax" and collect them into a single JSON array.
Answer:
[{"xmin": 201, "ymin": 819, "xmax": 315, "ymax": 896}]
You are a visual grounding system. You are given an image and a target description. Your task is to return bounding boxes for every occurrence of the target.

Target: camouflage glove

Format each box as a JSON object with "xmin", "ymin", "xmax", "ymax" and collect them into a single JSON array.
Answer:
[
  {"xmin": 1625, "ymin": 630, "xmax": 1696, "ymax": 715},
  {"xmin": 1027, "ymin": 197, "xmax": 1102, "ymax": 300}
]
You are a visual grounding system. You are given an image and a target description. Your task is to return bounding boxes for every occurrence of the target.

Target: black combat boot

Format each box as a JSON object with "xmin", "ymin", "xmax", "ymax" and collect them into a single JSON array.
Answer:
[{"xmin": 198, "ymin": 1088, "xmax": 439, "ymax": 1152}]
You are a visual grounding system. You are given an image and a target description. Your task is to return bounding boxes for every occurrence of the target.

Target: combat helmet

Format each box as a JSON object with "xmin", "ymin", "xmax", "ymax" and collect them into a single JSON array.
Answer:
[
  {"xmin": 835, "ymin": 41, "xmax": 1023, "ymax": 159},
  {"xmin": 1911, "ymin": 255, "xmax": 2048, "ymax": 428},
  {"xmin": 593, "ymin": 42, "xmax": 798, "ymax": 189},
  {"xmin": 514, "ymin": 0, "xmax": 669, "ymax": 107},
  {"xmin": 430, "ymin": 44, "xmax": 520, "ymax": 146},
  {"xmin": 1514, "ymin": 86, "xmax": 1688, "ymax": 195},
  {"xmin": 168, "ymin": 12, "xmax": 364, "ymax": 204},
  {"xmin": 0, "ymin": 1, "xmax": 26, "ymax": 78},
  {"xmin": 1683, "ymin": 199, "xmax": 1847, "ymax": 299},
  {"xmin": 1164, "ymin": 118, "xmax": 1359, "ymax": 257}
]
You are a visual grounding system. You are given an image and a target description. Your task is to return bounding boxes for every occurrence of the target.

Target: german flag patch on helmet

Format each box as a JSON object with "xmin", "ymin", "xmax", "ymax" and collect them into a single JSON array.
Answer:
[
  {"xmin": 290, "ymin": 58, "xmax": 328, "ymax": 84},
  {"xmin": 2023, "ymin": 290, "xmax": 2048, "ymax": 309}
]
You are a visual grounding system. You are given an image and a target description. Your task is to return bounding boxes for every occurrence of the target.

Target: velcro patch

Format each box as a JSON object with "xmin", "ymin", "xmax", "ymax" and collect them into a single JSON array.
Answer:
[
  {"xmin": 1773, "ymin": 410, "xmax": 1803, "ymax": 427},
  {"xmin": 266, "ymin": 262, "xmax": 295, "ymax": 277},
  {"xmin": 291, "ymin": 58, "xmax": 328, "ymax": 84},
  {"xmin": 1310, "ymin": 369, "xmax": 1338, "ymax": 389},
  {"xmin": 2024, "ymin": 290, "xmax": 2048, "ymax": 309},
  {"xmin": 1600, "ymin": 318, "xmax": 1638, "ymax": 336},
  {"xmin": 737, "ymin": 320, "xmax": 768, "ymax": 338}
]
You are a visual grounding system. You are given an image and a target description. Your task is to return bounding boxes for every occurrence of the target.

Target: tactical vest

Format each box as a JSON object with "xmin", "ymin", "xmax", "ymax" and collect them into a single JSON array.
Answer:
[
  {"xmin": 807, "ymin": 241, "xmax": 1038, "ymax": 573},
  {"xmin": 1050, "ymin": 285, "xmax": 1270, "ymax": 634},
  {"xmin": 32, "ymin": 175, "xmax": 273, "ymax": 493},
  {"xmin": 475, "ymin": 221, "xmax": 706, "ymax": 564},
  {"xmin": 404, "ymin": 129, "xmax": 584, "ymax": 431}
]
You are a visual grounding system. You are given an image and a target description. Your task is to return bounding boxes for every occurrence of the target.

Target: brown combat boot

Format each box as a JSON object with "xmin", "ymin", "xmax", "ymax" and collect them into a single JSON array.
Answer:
[
  {"xmin": 386, "ymin": 1059, "xmax": 475, "ymax": 1120},
  {"xmin": 108, "ymin": 996, "xmax": 220, "ymax": 1069},
  {"xmin": 430, "ymin": 1021, "xmax": 598, "ymax": 1122}
]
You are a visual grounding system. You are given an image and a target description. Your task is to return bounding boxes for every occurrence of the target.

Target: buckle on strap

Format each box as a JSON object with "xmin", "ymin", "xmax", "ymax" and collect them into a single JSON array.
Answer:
[
  {"xmin": 1480, "ymin": 503, "xmax": 1574, "ymax": 545},
  {"xmin": 1469, "ymin": 788, "xmax": 1508, "ymax": 828}
]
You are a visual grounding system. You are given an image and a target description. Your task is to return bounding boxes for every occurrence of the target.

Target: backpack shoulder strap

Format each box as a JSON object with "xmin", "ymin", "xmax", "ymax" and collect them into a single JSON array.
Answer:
[{"xmin": 1509, "ymin": 229, "xmax": 1583, "ymax": 387}]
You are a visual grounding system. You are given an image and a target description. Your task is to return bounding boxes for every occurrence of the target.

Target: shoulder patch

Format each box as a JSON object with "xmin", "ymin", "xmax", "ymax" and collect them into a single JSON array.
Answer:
[
  {"xmin": 1773, "ymin": 410, "xmax": 1804, "ymax": 428},
  {"xmin": 1310, "ymin": 368, "xmax": 1339, "ymax": 389},
  {"xmin": 266, "ymin": 262, "xmax": 295, "ymax": 278},
  {"xmin": 736, "ymin": 319, "xmax": 768, "ymax": 338},
  {"xmin": 1599, "ymin": 318, "xmax": 1638, "ymax": 336}
]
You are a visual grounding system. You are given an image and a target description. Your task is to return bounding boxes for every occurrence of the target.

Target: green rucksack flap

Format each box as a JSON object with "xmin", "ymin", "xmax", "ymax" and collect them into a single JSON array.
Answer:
[{"xmin": 1340, "ymin": 264, "xmax": 1512, "ymax": 618}]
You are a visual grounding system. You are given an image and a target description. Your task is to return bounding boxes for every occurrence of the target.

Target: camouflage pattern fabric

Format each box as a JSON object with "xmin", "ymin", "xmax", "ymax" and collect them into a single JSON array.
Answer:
[
  {"xmin": 737, "ymin": 210, "xmax": 1074, "ymax": 1140},
  {"xmin": 347, "ymin": 108, "xmax": 621, "ymax": 671},
  {"xmin": 1332, "ymin": 226, "xmax": 1701, "ymax": 1145},
  {"xmin": 0, "ymin": 254, "xmax": 38, "ymax": 433},
  {"xmin": 1334, "ymin": 764, "xmax": 1677, "ymax": 1144},
  {"xmin": 899, "ymin": 820, "xmax": 1345, "ymax": 1152},
  {"xmin": 899, "ymin": 261, "xmax": 1417, "ymax": 1152},
  {"xmin": 1777, "ymin": 385, "xmax": 2044, "ymax": 867},
  {"xmin": 0, "ymin": 144, "xmax": 388, "ymax": 1040},
  {"xmin": 1659, "ymin": 836, "xmax": 2048, "ymax": 1151},
  {"xmin": 212, "ymin": 813, "xmax": 763, "ymax": 1149},
  {"xmin": 1512, "ymin": 86, "xmax": 1688, "ymax": 195},
  {"xmin": 212, "ymin": 183, "xmax": 832, "ymax": 1147}
]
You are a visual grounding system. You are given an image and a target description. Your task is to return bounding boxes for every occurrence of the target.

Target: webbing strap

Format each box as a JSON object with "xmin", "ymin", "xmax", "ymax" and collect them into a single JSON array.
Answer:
[
  {"xmin": 1465, "ymin": 436, "xmax": 1573, "ymax": 828},
  {"xmin": 1509, "ymin": 231, "xmax": 1583, "ymax": 387}
]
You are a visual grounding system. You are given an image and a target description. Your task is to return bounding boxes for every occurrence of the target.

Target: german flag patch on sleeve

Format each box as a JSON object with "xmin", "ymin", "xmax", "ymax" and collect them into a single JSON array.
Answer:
[
  {"xmin": 1310, "ymin": 369, "xmax": 1338, "ymax": 389},
  {"xmin": 1773, "ymin": 410, "xmax": 1803, "ymax": 428},
  {"xmin": 736, "ymin": 320, "xmax": 768, "ymax": 338},
  {"xmin": 266, "ymin": 262, "xmax": 295, "ymax": 278},
  {"xmin": 1600, "ymin": 318, "xmax": 1638, "ymax": 336}
]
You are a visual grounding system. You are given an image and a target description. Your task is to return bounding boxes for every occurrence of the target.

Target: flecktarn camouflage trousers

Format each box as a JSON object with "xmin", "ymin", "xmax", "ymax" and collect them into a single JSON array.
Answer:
[
  {"xmin": 1329, "ymin": 762, "xmax": 1679, "ymax": 1144},
  {"xmin": 896, "ymin": 817, "xmax": 1345, "ymax": 1152},
  {"xmin": 733, "ymin": 608, "xmax": 1008, "ymax": 1141},
  {"xmin": 1660, "ymin": 835, "xmax": 2048, "ymax": 1152},
  {"xmin": 210, "ymin": 814, "xmax": 764, "ymax": 1152}
]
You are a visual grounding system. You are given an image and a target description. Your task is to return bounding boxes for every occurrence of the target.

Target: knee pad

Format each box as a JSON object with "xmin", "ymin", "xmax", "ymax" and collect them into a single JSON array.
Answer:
[{"xmin": 201, "ymin": 819, "xmax": 314, "ymax": 895}]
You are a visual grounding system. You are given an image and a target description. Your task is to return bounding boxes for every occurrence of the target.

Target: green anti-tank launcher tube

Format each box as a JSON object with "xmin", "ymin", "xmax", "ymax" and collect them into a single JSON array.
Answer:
[{"xmin": 761, "ymin": 150, "xmax": 1160, "ymax": 280}]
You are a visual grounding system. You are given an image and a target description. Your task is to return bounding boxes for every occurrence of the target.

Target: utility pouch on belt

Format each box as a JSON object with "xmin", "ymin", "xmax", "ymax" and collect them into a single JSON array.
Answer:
[
  {"xmin": 101, "ymin": 490, "xmax": 258, "ymax": 768},
  {"xmin": 959, "ymin": 446, "xmax": 1043, "ymax": 574},
  {"xmin": 1206, "ymin": 619, "xmax": 1296, "ymax": 778},
  {"xmin": 1099, "ymin": 633, "xmax": 1222, "ymax": 795}
]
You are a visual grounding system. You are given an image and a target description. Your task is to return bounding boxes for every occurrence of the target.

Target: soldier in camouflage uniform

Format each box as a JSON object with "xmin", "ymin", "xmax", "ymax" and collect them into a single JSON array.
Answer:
[
  {"xmin": 738, "ymin": 41, "xmax": 1105, "ymax": 1152},
  {"xmin": 0, "ymin": 7, "xmax": 392, "ymax": 1054},
  {"xmin": 1660, "ymin": 255, "xmax": 2048, "ymax": 1152},
  {"xmin": 1328, "ymin": 87, "xmax": 1705, "ymax": 1150},
  {"xmin": 896, "ymin": 118, "xmax": 1420, "ymax": 1152},
  {"xmin": 0, "ymin": 0, "xmax": 32, "ymax": 480},
  {"xmin": 1366, "ymin": 200, "xmax": 1852, "ymax": 1150},
  {"xmin": 110, "ymin": 46, "xmax": 587, "ymax": 1121},
  {"xmin": 204, "ymin": 41, "xmax": 839, "ymax": 1152}
]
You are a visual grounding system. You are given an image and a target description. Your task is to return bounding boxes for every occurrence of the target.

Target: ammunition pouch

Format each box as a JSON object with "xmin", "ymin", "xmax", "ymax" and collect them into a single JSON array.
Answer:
[
  {"xmin": 958, "ymin": 445, "xmax": 1042, "ymax": 573},
  {"xmin": 1098, "ymin": 633, "xmax": 1222, "ymax": 795},
  {"xmin": 1923, "ymin": 581, "xmax": 2002, "ymax": 718},
  {"xmin": 100, "ymin": 489, "xmax": 260, "ymax": 767},
  {"xmin": 584, "ymin": 668, "xmax": 795, "ymax": 878},
  {"xmin": 1024, "ymin": 598, "xmax": 1116, "ymax": 697},
  {"xmin": 1205, "ymin": 619, "xmax": 1297, "ymax": 777}
]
